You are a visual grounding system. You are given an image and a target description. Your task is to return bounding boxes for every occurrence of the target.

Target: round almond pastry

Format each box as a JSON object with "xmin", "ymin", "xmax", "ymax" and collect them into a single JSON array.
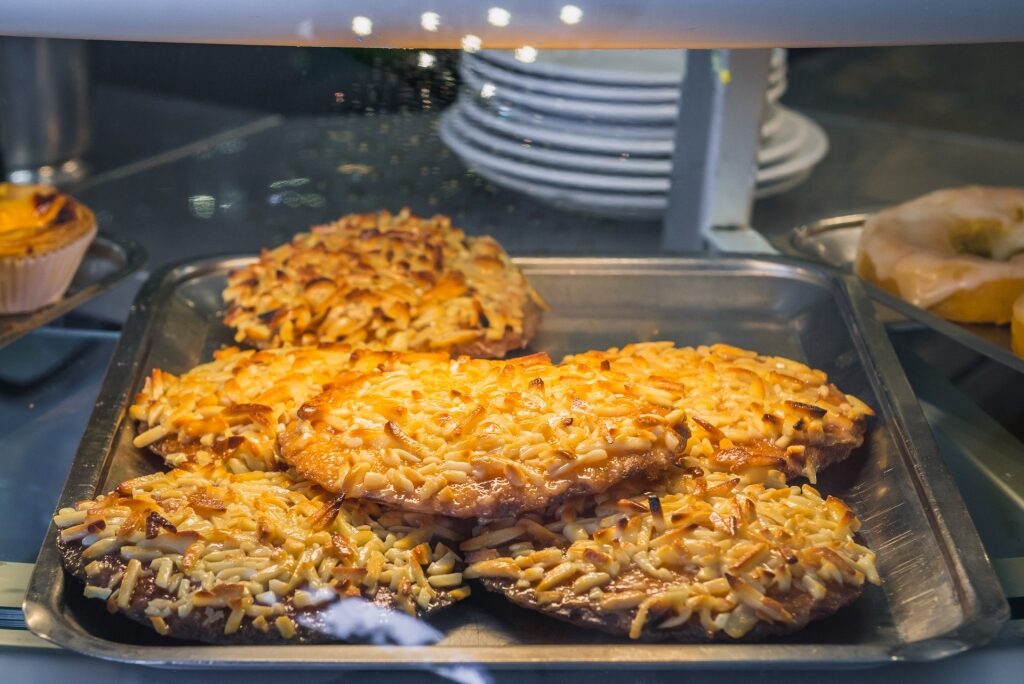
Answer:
[
  {"xmin": 279, "ymin": 352, "xmax": 689, "ymax": 519},
  {"xmin": 1013, "ymin": 292, "xmax": 1024, "ymax": 358},
  {"xmin": 0, "ymin": 183, "xmax": 96, "ymax": 314},
  {"xmin": 222, "ymin": 208, "xmax": 547, "ymax": 357},
  {"xmin": 128, "ymin": 344, "xmax": 391, "ymax": 471},
  {"xmin": 53, "ymin": 466, "xmax": 470, "ymax": 644},
  {"xmin": 462, "ymin": 467, "xmax": 879, "ymax": 641},
  {"xmin": 564, "ymin": 343, "xmax": 874, "ymax": 482},
  {"xmin": 855, "ymin": 186, "xmax": 1024, "ymax": 324}
]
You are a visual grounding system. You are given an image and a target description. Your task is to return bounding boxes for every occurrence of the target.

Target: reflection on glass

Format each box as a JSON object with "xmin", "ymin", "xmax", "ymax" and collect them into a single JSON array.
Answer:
[
  {"xmin": 268, "ymin": 177, "xmax": 309, "ymax": 189},
  {"xmin": 514, "ymin": 45, "xmax": 538, "ymax": 63},
  {"xmin": 420, "ymin": 11, "xmax": 441, "ymax": 32},
  {"xmin": 462, "ymin": 34, "xmax": 482, "ymax": 52},
  {"xmin": 351, "ymin": 16, "xmax": 373, "ymax": 37},
  {"xmin": 487, "ymin": 7, "xmax": 511, "ymax": 28},
  {"xmin": 560, "ymin": 4, "xmax": 584, "ymax": 24},
  {"xmin": 418, "ymin": 52, "xmax": 437, "ymax": 69},
  {"xmin": 188, "ymin": 194, "xmax": 216, "ymax": 219}
]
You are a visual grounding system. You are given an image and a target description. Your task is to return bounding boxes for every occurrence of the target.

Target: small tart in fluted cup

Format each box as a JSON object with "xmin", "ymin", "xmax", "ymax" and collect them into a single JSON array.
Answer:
[
  {"xmin": 0, "ymin": 183, "xmax": 97, "ymax": 314},
  {"xmin": 855, "ymin": 186, "xmax": 1024, "ymax": 324}
]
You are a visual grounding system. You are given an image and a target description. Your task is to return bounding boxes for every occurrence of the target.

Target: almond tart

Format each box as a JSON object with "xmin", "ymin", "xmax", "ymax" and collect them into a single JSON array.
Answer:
[
  {"xmin": 54, "ymin": 465, "xmax": 470, "ymax": 644},
  {"xmin": 462, "ymin": 466, "xmax": 879, "ymax": 641},
  {"xmin": 565, "ymin": 343, "xmax": 874, "ymax": 482},
  {"xmin": 279, "ymin": 351, "xmax": 688, "ymax": 518},
  {"xmin": 222, "ymin": 209, "xmax": 546, "ymax": 357},
  {"xmin": 129, "ymin": 344, "xmax": 401, "ymax": 472},
  {"xmin": 0, "ymin": 182, "xmax": 96, "ymax": 313}
]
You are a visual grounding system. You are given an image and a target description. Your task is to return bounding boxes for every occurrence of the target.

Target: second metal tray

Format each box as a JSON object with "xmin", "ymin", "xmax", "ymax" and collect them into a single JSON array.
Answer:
[
  {"xmin": 788, "ymin": 213, "xmax": 1024, "ymax": 374},
  {"xmin": 0, "ymin": 233, "xmax": 146, "ymax": 349},
  {"xmin": 24, "ymin": 256, "xmax": 1007, "ymax": 668}
]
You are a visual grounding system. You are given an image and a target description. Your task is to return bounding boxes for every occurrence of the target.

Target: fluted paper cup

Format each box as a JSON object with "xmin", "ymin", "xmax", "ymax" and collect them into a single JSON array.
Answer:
[{"xmin": 0, "ymin": 223, "xmax": 96, "ymax": 314}]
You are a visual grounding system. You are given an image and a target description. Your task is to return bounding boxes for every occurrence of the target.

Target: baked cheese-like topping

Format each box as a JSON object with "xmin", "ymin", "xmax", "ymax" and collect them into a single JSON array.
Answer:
[
  {"xmin": 464, "ymin": 466, "xmax": 879, "ymax": 640},
  {"xmin": 133, "ymin": 342, "xmax": 872, "ymax": 494},
  {"xmin": 54, "ymin": 466, "xmax": 469, "ymax": 641},
  {"xmin": 129, "ymin": 345, "xmax": 374, "ymax": 471},
  {"xmin": 0, "ymin": 183, "xmax": 95, "ymax": 258},
  {"xmin": 222, "ymin": 209, "xmax": 546, "ymax": 355},
  {"xmin": 280, "ymin": 352, "xmax": 690, "ymax": 518},
  {"xmin": 129, "ymin": 345, "xmax": 454, "ymax": 471},
  {"xmin": 565, "ymin": 343, "xmax": 874, "ymax": 481}
]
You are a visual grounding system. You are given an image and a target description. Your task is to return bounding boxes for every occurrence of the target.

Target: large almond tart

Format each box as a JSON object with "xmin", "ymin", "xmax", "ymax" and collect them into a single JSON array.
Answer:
[
  {"xmin": 54, "ymin": 466, "xmax": 470, "ymax": 644},
  {"xmin": 223, "ymin": 209, "xmax": 546, "ymax": 357}
]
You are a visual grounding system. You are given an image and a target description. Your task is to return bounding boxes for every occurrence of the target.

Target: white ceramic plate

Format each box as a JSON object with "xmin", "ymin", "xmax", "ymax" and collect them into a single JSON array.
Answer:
[
  {"xmin": 474, "ymin": 48, "xmax": 786, "ymax": 88},
  {"xmin": 455, "ymin": 163, "xmax": 667, "ymax": 220},
  {"xmin": 457, "ymin": 95, "xmax": 675, "ymax": 156},
  {"xmin": 442, "ymin": 106, "xmax": 826, "ymax": 193},
  {"xmin": 758, "ymin": 108, "xmax": 809, "ymax": 165},
  {"xmin": 460, "ymin": 62, "xmax": 786, "ymax": 124},
  {"xmin": 458, "ymin": 89, "xmax": 784, "ymax": 152},
  {"xmin": 461, "ymin": 53, "xmax": 680, "ymax": 103},
  {"xmin": 476, "ymin": 49, "xmax": 688, "ymax": 86},
  {"xmin": 755, "ymin": 115, "xmax": 828, "ymax": 183},
  {"xmin": 447, "ymin": 105, "xmax": 671, "ymax": 175},
  {"xmin": 761, "ymin": 101, "xmax": 784, "ymax": 139},
  {"xmin": 459, "ymin": 64, "xmax": 680, "ymax": 123},
  {"xmin": 444, "ymin": 104, "xmax": 809, "ymax": 176},
  {"xmin": 461, "ymin": 89, "xmax": 677, "ymax": 141},
  {"xmin": 442, "ymin": 115, "xmax": 673, "ymax": 193},
  {"xmin": 442, "ymin": 157, "xmax": 804, "ymax": 221},
  {"xmin": 753, "ymin": 167, "xmax": 814, "ymax": 199},
  {"xmin": 463, "ymin": 52, "xmax": 786, "ymax": 101}
]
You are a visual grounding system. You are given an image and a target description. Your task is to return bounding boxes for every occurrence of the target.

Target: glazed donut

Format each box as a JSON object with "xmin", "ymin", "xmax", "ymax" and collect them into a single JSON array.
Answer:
[
  {"xmin": 856, "ymin": 186, "xmax": 1024, "ymax": 324},
  {"xmin": 1013, "ymin": 292, "xmax": 1024, "ymax": 358}
]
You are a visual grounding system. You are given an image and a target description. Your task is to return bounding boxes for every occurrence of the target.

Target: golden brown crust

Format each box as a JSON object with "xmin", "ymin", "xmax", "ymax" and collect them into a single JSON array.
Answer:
[
  {"xmin": 279, "ymin": 352, "xmax": 689, "ymax": 518},
  {"xmin": 53, "ymin": 466, "xmax": 471, "ymax": 644},
  {"xmin": 451, "ymin": 296, "xmax": 544, "ymax": 358},
  {"xmin": 463, "ymin": 468, "xmax": 878, "ymax": 641},
  {"xmin": 0, "ymin": 183, "xmax": 95, "ymax": 259},
  {"xmin": 565, "ymin": 343, "xmax": 873, "ymax": 482},
  {"xmin": 480, "ymin": 570, "xmax": 862, "ymax": 642},
  {"xmin": 129, "ymin": 344, "xmax": 394, "ymax": 471},
  {"xmin": 222, "ymin": 209, "xmax": 546, "ymax": 355},
  {"xmin": 858, "ymin": 252, "xmax": 1024, "ymax": 324},
  {"xmin": 854, "ymin": 186, "xmax": 1024, "ymax": 324},
  {"xmin": 103, "ymin": 337, "xmax": 877, "ymax": 644}
]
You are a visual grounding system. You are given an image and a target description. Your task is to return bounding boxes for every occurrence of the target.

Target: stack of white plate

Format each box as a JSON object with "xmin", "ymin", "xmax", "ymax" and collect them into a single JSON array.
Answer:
[{"xmin": 441, "ymin": 49, "xmax": 828, "ymax": 220}]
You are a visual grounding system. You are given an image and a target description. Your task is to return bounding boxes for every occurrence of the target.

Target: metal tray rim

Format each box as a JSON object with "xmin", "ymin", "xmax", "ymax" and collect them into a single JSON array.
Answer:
[
  {"xmin": 787, "ymin": 213, "xmax": 1024, "ymax": 374},
  {"xmin": 0, "ymin": 232, "xmax": 147, "ymax": 349},
  {"xmin": 23, "ymin": 254, "xmax": 1008, "ymax": 668}
]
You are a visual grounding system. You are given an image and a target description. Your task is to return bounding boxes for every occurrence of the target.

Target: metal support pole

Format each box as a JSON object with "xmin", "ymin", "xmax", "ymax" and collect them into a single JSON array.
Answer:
[{"xmin": 662, "ymin": 49, "xmax": 775, "ymax": 253}]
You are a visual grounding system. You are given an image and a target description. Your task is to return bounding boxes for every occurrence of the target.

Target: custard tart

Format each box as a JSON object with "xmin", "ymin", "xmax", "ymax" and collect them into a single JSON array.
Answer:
[{"xmin": 0, "ymin": 183, "xmax": 96, "ymax": 313}]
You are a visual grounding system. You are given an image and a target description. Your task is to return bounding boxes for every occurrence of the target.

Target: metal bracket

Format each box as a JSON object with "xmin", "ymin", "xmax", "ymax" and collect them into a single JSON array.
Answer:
[{"xmin": 662, "ymin": 49, "xmax": 775, "ymax": 253}]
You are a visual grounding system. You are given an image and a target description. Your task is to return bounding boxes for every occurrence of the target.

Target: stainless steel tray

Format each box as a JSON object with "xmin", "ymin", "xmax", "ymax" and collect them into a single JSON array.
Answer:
[
  {"xmin": 788, "ymin": 213, "xmax": 1024, "ymax": 374},
  {"xmin": 24, "ymin": 256, "xmax": 1007, "ymax": 668},
  {"xmin": 0, "ymin": 234, "xmax": 146, "ymax": 349}
]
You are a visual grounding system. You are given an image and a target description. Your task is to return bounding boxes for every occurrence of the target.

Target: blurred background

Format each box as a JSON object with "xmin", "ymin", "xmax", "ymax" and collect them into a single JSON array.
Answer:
[{"xmin": 56, "ymin": 43, "xmax": 1024, "ymax": 168}]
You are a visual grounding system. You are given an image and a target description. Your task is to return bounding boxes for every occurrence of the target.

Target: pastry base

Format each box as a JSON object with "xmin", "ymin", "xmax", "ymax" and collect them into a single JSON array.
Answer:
[{"xmin": 857, "ymin": 253, "xmax": 1024, "ymax": 325}]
